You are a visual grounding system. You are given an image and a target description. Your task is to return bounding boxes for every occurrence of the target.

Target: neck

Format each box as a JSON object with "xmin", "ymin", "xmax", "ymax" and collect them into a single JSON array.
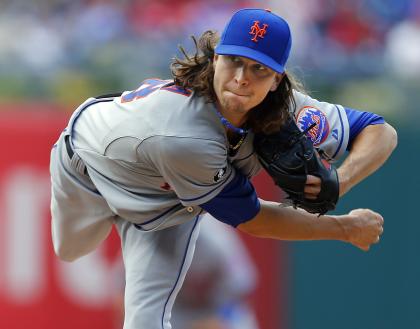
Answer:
[
  {"xmin": 214, "ymin": 108, "xmax": 248, "ymax": 136},
  {"xmin": 216, "ymin": 101, "xmax": 248, "ymax": 133},
  {"xmin": 224, "ymin": 112, "xmax": 245, "ymax": 128}
]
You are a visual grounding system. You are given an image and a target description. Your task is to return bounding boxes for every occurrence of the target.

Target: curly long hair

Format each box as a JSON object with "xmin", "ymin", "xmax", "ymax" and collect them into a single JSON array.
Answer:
[{"xmin": 171, "ymin": 30, "xmax": 304, "ymax": 134}]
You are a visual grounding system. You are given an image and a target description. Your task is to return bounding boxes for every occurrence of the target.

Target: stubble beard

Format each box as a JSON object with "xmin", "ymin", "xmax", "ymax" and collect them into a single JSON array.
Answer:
[{"xmin": 220, "ymin": 96, "xmax": 246, "ymax": 117}]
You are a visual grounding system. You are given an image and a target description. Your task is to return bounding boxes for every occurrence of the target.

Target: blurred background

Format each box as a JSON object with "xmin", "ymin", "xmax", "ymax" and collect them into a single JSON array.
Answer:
[{"xmin": 0, "ymin": 0, "xmax": 417, "ymax": 328}]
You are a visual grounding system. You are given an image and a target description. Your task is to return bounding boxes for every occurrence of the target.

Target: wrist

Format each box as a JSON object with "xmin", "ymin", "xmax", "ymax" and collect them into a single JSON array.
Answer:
[
  {"xmin": 309, "ymin": 214, "xmax": 351, "ymax": 241},
  {"xmin": 331, "ymin": 215, "xmax": 351, "ymax": 242}
]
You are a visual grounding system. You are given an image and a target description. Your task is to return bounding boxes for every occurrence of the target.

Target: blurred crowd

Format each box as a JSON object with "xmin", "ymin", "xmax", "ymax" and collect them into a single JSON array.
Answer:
[
  {"xmin": 0, "ymin": 0, "xmax": 419, "ymax": 122},
  {"xmin": 278, "ymin": 0, "xmax": 420, "ymax": 78}
]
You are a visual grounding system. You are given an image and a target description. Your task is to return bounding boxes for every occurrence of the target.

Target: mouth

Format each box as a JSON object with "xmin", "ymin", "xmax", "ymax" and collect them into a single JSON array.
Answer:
[{"xmin": 226, "ymin": 90, "xmax": 250, "ymax": 98}]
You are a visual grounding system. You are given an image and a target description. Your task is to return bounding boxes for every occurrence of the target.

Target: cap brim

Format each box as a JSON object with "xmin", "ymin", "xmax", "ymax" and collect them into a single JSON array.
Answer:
[{"xmin": 215, "ymin": 44, "xmax": 285, "ymax": 73}]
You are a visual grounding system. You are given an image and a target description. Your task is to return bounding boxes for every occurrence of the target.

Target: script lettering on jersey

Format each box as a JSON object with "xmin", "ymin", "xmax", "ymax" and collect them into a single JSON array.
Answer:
[
  {"xmin": 121, "ymin": 79, "xmax": 191, "ymax": 103},
  {"xmin": 249, "ymin": 21, "xmax": 268, "ymax": 42}
]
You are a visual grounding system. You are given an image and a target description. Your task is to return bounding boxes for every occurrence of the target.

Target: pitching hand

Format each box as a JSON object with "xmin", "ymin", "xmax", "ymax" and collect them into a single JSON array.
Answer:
[{"xmin": 339, "ymin": 209, "xmax": 384, "ymax": 251}]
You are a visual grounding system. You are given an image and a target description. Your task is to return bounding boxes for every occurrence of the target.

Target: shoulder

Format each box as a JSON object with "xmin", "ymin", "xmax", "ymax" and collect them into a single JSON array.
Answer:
[
  {"xmin": 120, "ymin": 79, "xmax": 192, "ymax": 103},
  {"xmin": 291, "ymin": 90, "xmax": 350, "ymax": 161}
]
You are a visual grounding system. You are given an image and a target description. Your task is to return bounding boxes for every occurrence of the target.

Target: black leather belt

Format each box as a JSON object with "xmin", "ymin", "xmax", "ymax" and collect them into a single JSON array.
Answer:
[
  {"xmin": 64, "ymin": 135, "xmax": 88, "ymax": 175},
  {"xmin": 64, "ymin": 135, "xmax": 74, "ymax": 159}
]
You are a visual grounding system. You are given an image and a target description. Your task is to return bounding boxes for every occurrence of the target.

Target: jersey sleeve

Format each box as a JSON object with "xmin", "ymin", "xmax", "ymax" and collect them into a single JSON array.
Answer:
[
  {"xmin": 139, "ymin": 135, "xmax": 234, "ymax": 206},
  {"xmin": 292, "ymin": 91, "xmax": 350, "ymax": 162},
  {"xmin": 200, "ymin": 169, "xmax": 260, "ymax": 227},
  {"xmin": 344, "ymin": 107, "xmax": 385, "ymax": 149}
]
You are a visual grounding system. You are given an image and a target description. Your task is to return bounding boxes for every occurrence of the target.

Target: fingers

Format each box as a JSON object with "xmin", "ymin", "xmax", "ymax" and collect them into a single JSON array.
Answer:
[
  {"xmin": 358, "ymin": 234, "xmax": 380, "ymax": 252},
  {"xmin": 359, "ymin": 245, "xmax": 370, "ymax": 252},
  {"xmin": 306, "ymin": 174, "xmax": 321, "ymax": 185},
  {"xmin": 304, "ymin": 189, "xmax": 318, "ymax": 200},
  {"xmin": 365, "ymin": 223, "xmax": 384, "ymax": 248},
  {"xmin": 304, "ymin": 175, "xmax": 321, "ymax": 199}
]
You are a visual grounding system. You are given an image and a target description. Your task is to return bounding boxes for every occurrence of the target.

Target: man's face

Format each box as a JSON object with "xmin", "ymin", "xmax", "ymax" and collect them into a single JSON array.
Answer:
[{"xmin": 213, "ymin": 54, "xmax": 282, "ymax": 120}]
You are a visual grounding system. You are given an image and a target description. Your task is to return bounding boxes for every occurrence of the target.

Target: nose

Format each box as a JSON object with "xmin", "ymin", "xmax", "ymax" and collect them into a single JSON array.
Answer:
[{"xmin": 234, "ymin": 67, "xmax": 249, "ymax": 86}]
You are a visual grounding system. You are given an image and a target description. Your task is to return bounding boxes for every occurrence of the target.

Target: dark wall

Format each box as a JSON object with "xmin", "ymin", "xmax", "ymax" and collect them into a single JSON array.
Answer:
[{"xmin": 289, "ymin": 125, "xmax": 418, "ymax": 329}]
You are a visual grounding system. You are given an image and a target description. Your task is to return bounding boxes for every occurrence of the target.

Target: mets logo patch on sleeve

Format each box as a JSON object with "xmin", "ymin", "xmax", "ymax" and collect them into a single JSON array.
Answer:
[{"xmin": 296, "ymin": 106, "xmax": 330, "ymax": 146}]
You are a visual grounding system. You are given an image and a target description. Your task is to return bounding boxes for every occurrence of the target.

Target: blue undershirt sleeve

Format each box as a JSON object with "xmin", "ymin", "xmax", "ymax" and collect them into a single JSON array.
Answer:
[
  {"xmin": 200, "ymin": 171, "xmax": 260, "ymax": 227},
  {"xmin": 345, "ymin": 107, "xmax": 385, "ymax": 150}
]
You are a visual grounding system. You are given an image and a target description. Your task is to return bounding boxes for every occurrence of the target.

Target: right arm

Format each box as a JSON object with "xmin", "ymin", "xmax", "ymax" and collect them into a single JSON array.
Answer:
[
  {"xmin": 148, "ymin": 132, "xmax": 383, "ymax": 252},
  {"xmin": 238, "ymin": 199, "xmax": 384, "ymax": 251}
]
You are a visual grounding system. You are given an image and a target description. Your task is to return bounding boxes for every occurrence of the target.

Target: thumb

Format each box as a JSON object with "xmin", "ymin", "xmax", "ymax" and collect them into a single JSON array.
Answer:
[{"xmin": 358, "ymin": 244, "xmax": 370, "ymax": 252}]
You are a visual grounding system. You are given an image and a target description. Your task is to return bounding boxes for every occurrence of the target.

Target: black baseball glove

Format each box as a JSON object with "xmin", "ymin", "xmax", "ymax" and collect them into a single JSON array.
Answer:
[{"xmin": 254, "ymin": 117, "xmax": 339, "ymax": 215}]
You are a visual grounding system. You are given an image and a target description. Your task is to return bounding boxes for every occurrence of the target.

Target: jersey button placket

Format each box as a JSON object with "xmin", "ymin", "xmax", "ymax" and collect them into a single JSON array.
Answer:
[{"xmin": 186, "ymin": 206, "xmax": 194, "ymax": 213}]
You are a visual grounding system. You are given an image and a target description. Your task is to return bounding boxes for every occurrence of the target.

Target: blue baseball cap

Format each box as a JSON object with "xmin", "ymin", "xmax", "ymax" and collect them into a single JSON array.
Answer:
[{"xmin": 215, "ymin": 8, "xmax": 292, "ymax": 73}]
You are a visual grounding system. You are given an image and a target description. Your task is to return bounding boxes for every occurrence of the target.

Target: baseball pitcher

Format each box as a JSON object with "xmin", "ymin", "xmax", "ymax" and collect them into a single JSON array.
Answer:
[{"xmin": 50, "ymin": 8, "xmax": 397, "ymax": 329}]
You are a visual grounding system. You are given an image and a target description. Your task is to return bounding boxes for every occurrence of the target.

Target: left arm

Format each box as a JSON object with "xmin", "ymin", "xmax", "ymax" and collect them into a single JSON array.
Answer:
[
  {"xmin": 336, "ymin": 122, "xmax": 397, "ymax": 196},
  {"xmin": 292, "ymin": 92, "xmax": 397, "ymax": 200},
  {"xmin": 304, "ymin": 122, "xmax": 397, "ymax": 199}
]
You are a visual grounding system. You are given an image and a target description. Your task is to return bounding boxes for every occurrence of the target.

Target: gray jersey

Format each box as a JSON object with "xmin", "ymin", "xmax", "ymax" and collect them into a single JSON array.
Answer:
[{"xmin": 69, "ymin": 79, "xmax": 260, "ymax": 231}]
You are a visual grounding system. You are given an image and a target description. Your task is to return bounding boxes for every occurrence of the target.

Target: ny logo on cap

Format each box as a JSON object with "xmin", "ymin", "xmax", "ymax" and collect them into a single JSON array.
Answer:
[{"xmin": 249, "ymin": 21, "xmax": 268, "ymax": 42}]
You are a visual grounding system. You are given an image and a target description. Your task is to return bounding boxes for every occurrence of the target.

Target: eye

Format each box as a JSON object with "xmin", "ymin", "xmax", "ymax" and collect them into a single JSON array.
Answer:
[
  {"xmin": 228, "ymin": 55, "xmax": 241, "ymax": 63},
  {"xmin": 253, "ymin": 63, "xmax": 267, "ymax": 71}
]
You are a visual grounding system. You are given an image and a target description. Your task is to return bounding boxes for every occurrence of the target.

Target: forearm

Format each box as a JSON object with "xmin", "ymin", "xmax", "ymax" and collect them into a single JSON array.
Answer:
[
  {"xmin": 338, "ymin": 122, "xmax": 397, "ymax": 196},
  {"xmin": 238, "ymin": 199, "xmax": 348, "ymax": 241}
]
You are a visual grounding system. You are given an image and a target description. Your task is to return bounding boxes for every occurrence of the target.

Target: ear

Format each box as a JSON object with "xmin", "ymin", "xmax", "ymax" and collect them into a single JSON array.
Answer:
[{"xmin": 270, "ymin": 73, "xmax": 284, "ymax": 92}]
